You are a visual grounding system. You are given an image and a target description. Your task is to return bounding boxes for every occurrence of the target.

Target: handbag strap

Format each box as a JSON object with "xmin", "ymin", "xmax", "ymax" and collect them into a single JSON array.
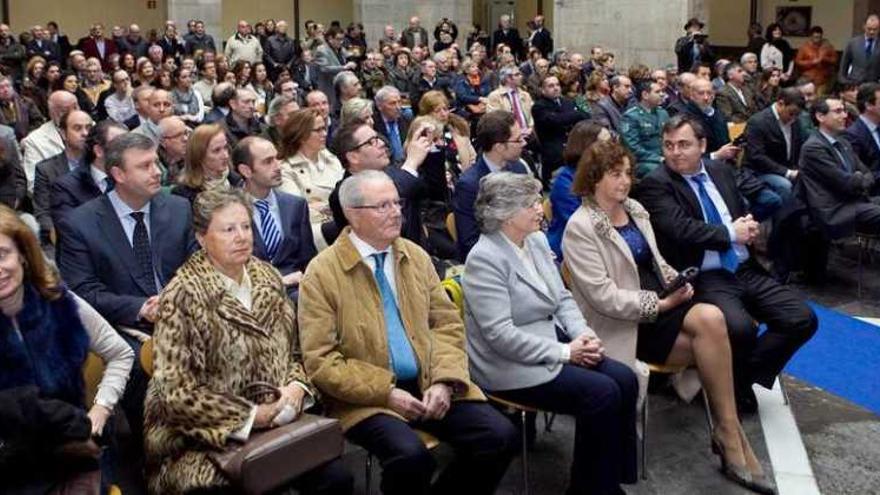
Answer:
[{"xmin": 243, "ymin": 382, "xmax": 281, "ymax": 404}]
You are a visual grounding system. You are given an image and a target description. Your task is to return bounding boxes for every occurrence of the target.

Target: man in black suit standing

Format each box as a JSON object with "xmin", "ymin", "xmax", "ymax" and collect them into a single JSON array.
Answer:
[
  {"xmin": 532, "ymin": 75, "xmax": 590, "ymax": 186},
  {"xmin": 527, "ymin": 15, "xmax": 553, "ymax": 58},
  {"xmin": 51, "ymin": 120, "xmax": 128, "ymax": 228},
  {"xmin": 842, "ymin": 82, "xmax": 880, "ymax": 184},
  {"xmin": 492, "ymin": 15, "xmax": 524, "ymax": 60},
  {"xmin": 57, "ymin": 132, "xmax": 197, "ymax": 445},
  {"xmin": 638, "ymin": 114, "xmax": 817, "ymax": 412},
  {"xmin": 235, "ymin": 136, "xmax": 316, "ymax": 299},
  {"xmin": 798, "ymin": 97, "xmax": 880, "ymax": 239},
  {"xmin": 744, "ymin": 87, "xmax": 806, "ymax": 201},
  {"xmin": 372, "ymin": 86, "xmax": 411, "ymax": 166},
  {"xmin": 839, "ymin": 14, "xmax": 880, "ymax": 85},
  {"xmin": 33, "ymin": 110, "xmax": 92, "ymax": 248},
  {"xmin": 26, "ymin": 25, "xmax": 61, "ymax": 64},
  {"xmin": 46, "ymin": 21, "xmax": 71, "ymax": 62},
  {"xmin": 675, "ymin": 18, "xmax": 714, "ymax": 74}
]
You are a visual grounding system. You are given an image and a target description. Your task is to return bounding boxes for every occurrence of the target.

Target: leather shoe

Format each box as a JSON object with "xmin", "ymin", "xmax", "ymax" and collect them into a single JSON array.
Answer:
[{"xmin": 736, "ymin": 385, "xmax": 758, "ymax": 415}]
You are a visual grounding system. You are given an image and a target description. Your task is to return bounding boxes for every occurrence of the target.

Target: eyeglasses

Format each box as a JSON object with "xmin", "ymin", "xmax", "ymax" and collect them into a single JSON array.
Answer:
[
  {"xmin": 351, "ymin": 134, "xmax": 388, "ymax": 151},
  {"xmin": 351, "ymin": 198, "xmax": 405, "ymax": 214}
]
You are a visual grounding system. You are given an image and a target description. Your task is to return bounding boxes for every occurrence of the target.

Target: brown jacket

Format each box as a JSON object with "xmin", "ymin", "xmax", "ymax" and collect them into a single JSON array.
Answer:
[
  {"xmin": 486, "ymin": 87, "xmax": 534, "ymax": 129},
  {"xmin": 298, "ymin": 228, "xmax": 484, "ymax": 430},
  {"xmin": 562, "ymin": 198, "xmax": 677, "ymax": 367},
  {"xmin": 144, "ymin": 251, "xmax": 313, "ymax": 494}
]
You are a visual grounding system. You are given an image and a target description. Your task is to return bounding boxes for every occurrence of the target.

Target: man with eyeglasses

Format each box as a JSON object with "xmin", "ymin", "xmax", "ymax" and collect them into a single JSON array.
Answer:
[
  {"xmin": 327, "ymin": 120, "xmax": 442, "ymax": 246},
  {"xmin": 33, "ymin": 109, "xmax": 92, "ymax": 249},
  {"xmin": 299, "ymin": 169, "xmax": 518, "ymax": 495},
  {"xmin": 486, "ymin": 66, "xmax": 534, "ymax": 138},
  {"xmin": 453, "ymin": 110, "xmax": 529, "ymax": 261},
  {"xmin": 637, "ymin": 114, "xmax": 817, "ymax": 414}
]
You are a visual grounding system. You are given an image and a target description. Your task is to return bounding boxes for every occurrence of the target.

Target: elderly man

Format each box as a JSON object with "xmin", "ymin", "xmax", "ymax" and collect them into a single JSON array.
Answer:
[
  {"xmin": 314, "ymin": 27, "xmax": 357, "ymax": 110},
  {"xmin": 411, "ymin": 58, "xmax": 448, "ymax": 110},
  {"xmin": 262, "ymin": 95, "xmax": 299, "ymax": 147},
  {"xmin": 839, "ymin": 14, "xmax": 880, "ymax": 85},
  {"xmin": 492, "ymin": 14, "xmax": 523, "ymax": 60},
  {"xmin": 592, "ymin": 75, "xmax": 633, "ymax": 135},
  {"xmin": 0, "ymin": 23, "xmax": 26, "ymax": 81},
  {"xmin": 486, "ymin": 66, "xmax": 534, "ymax": 137},
  {"xmin": 157, "ymin": 116, "xmax": 189, "ymax": 186},
  {"xmin": 333, "ymin": 70, "xmax": 362, "ymax": 115},
  {"xmin": 400, "ymin": 16, "xmax": 429, "ymax": 49},
  {"xmin": 203, "ymin": 82, "xmax": 235, "ymax": 124},
  {"xmin": 265, "ymin": 20, "xmax": 297, "ymax": 79},
  {"xmin": 225, "ymin": 88, "xmax": 264, "ymax": 146},
  {"xmin": 714, "ymin": 62, "xmax": 758, "ymax": 124},
  {"xmin": 299, "ymin": 169, "xmax": 518, "ymax": 495},
  {"xmin": 372, "ymin": 86, "xmax": 410, "ymax": 165},
  {"xmin": 22, "ymin": 91, "xmax": 78, "ymax": 192},
  {"xmin": 123, "ymin": 84, "xmax": 152, "ymax": 129},
  {"xmin": 740, "ymin": 52, "xmax": 761, "ymax": 96},
  {"xmin": 119, "ymin": 23, "xmax": 149, "ymax": 58},
  {"xmin": 26, "ymin": 25, "xmax": 60, "ymax": 63},
  {"xmin": 224, "ymin": 20, "xmax": 263, "ymax": 65},
  {"xmin": 0, "ymin": 75, "xmax": 44, "ymax": 140},
  {"xmin": 529, "ymin": 14, "xmax": 553, "ymax": 58},
  {"xmin": 80, "ymin": 23, "xmax": 118, "ymax": 72},
  {"xmin": 533, "ymin": 75, "xmax": 590, "ymax": 185},
  {"xmin": 133, "ymin": 88, "xmax": 172, "ymax": 143}
]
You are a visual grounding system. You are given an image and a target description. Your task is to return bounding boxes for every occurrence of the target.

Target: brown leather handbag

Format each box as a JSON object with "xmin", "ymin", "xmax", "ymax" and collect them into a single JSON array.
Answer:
[{"xmin": 209, "ymin": 382, "xmax": 344, "ymax": 495}]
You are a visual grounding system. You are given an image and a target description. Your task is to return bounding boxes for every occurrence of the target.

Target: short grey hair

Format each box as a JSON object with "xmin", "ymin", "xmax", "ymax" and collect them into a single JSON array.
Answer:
[
  {"xmin": 474, "ymin": 172, "xmax": 542, "ymax": 234},
  {"xmin": 192, "ymin": 188, "xmax": 253, "ymax": 235},
  {"xmin": 433, "ymin": 51, "xmax": 448, "ymax": 63},
  {"xmin": 339, "ymin": 170, "xmax": 393, "ymax": 209},
  {"xmin": 105, "ymin": 132, "xmax": 156, "ymax": 172},
  {"xmin": 374, "ymin": 85, "xmax": 400, "ymax": 104},
  {"xmin": 333, "ymin": 70, "xmax": 359, "ymax": 92},
  {"xmin": 740, "ymin": 52, "xmax": 758, "ymax": 64},
  {"xmin": 498, "ymin": 65, "xmax": 519, "ymax": 83},
  {"xmin": 340, "ymin": 97, "xmax": 374, "ymax": 127},
  {"xmin": 266, "ymin": 94, "xmax": 297, "ymax": 123}
]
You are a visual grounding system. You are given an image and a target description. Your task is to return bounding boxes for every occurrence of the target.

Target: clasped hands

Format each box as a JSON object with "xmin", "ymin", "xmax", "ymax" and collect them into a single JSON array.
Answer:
[
  {"xmin": 388, "ymin": 383, "xmax": 453, "ymax": 422},
  {"xmin": 254, "ymin": 383, "xmax": 307, "ymax": 429},
  {"xmin": 732, "ymin": 213, "xmax": 760, "ymax": 245},
  {"xmin": 569, "ymin": 334, "xmax": 605, "ymax": 368}
]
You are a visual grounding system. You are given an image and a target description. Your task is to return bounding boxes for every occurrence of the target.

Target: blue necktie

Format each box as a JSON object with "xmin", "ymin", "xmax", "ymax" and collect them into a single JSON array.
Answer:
[
  {"xmin": 388, "ymin": 121, "xmax": 404, "ymax": 162},
  {"xmin": 255, "ymin": 199, "xmax": 281, "ymax": 260},
  {"xmin": 372, "ymin": 252, "xmax": 418, "ymax": 380},
  {"xmin": 691, "ymin": 174, "xmax": 739, "ymax": 273}
]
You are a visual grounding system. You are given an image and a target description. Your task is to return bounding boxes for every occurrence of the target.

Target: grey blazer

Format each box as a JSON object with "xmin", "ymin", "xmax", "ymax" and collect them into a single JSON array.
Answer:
[
  {"xmin": 463, "ymin": 231, "xmax": 596, "ymax": 392},
  {"xmin": 839, "ymin": 36, "xmax": 880, "ymax": 84}
]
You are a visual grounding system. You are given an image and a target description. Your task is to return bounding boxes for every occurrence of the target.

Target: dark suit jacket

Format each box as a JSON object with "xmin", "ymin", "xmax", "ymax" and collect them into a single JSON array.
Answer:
[
  {"xmin": 679, "ymin": 101, "xmax": 730, "ymax": 153},
  {"xmin": 78, "ymin": 38, "xmax": 118, "ymax": 72},
  {"xmin": 452, "ymin": 155, "xmax": 529, "ymax": 261},
  {"xmin": 157, "ymin": 37, "xmax": 185, "ymax": 61},
  {"xmin": 202, "ymin": 106, "xmax": 226, "ymax": 125},
  {"xmin": 123, "ymin": 113, "xmax": 143, "ymax": 130},
  {"xmin": 674, "ymin": 36, "xmax": 715, "ymax": 74},
  {"xmin": 530, "ymin": 29, "xmax": 553, "ymax": 58},
  {"xmin": 57, "ymin": 193, "xmax": 197, "ymax": 328},
  {"xmin": 842, "ymin": 117, "xmax": 880, "ymax": 177},
  {"xmin": 796, "ymin": 131, "xmax": 876, "ymax": 239},
  {"xmin": 636, "ymin": 160, "xmax": 747, "ymax": 271},
  {"xmin": 492, "ymin": 28, "xmax": 524, "ymax": 59},
  {"xmin": 26, "ymin": 39, "xmax": 60, "ymax": 63},
  {"xmin": 50, "ymin": 163, "xmax": 102, "ymax": 229},
  {"xmin": 252, "ymin": 190, "xmax": 316, "ymax": 298},
  {"xmin": 714, "ymin": 83, "xmax": 758, "ymax": 124},
  {"xmin": 838, "ymin": 36, "xmax": 880, "ymax": 85},
  {"xmin": 372, "ymin": 110, "xmax": 411, "ymax": 164},
  {"xmin": 533, "ymin": 95, "xmax": 590, "ymax": 170},
  {"xmin": 33, "ymin": 153, "xmax": 72, "ymax": 237},
  {"xmin": 744, "ymin": 105, "xmax": 804, "ymax": 177},
  {"xmin": 0, "ymin": 126, "xmax": 25, "ymax": 209},
  {"xmin": 590, "ymin": 95, "xmax": 628, "ymax": 135}
]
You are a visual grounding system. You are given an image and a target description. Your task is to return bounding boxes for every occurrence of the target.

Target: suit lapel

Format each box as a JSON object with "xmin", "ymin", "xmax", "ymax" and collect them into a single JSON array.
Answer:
[
  {"xmin": 96, "ymin": 196, "xmax": 153, "ymax": 295},
  {"xmin": 667, "ymin": 169, "xmax": 703, "ymax": 219}
]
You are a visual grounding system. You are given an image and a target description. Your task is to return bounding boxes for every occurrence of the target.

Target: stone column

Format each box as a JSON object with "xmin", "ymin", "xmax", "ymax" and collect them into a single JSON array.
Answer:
[
  {"xmin": 553, "ymin": 0, "xmax": 707, "ymax": 69},
  {"xmin": 167, "ymin": 0, "xmax": 224, "ymax": 47},
  {"xmin": 354, "ymin": 0, "xmax": 473, "ymax": 49}
]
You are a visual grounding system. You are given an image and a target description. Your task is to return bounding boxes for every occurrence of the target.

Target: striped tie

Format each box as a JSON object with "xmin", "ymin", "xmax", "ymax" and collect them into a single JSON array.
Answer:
[{"xmin": 254, "ymin": 199, "xmax": 281, "ymax": 260}]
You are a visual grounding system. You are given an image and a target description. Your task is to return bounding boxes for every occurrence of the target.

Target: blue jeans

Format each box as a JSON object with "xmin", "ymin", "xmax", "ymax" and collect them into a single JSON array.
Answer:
[{"xmin": 759, "ymin": 173, "xmax": 793, "ymax": 201}]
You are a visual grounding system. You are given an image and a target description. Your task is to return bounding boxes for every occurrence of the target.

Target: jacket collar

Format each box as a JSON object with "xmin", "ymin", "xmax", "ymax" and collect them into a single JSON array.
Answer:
[
  {"xmin": 336, "ymin": 226, "xmax": 410, "ymax": 272},
  {"xmin": 582, "ymin": 197, "xmax": 652, "ymax": 271},
  {"xmin": 484, "ymin": 231, "xmax": 554, "ymax": 302}
]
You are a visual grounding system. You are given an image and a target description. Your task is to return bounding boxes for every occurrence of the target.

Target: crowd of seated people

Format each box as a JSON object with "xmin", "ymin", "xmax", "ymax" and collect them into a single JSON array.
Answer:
[{"xmin": 7, "ymin": 8, "xmax": 880, "ymax": 494}]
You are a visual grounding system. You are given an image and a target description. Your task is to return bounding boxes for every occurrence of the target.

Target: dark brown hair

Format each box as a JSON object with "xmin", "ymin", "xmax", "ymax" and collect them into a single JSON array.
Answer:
[
  {"xmin": 0, "ymin": 204, "xmax": 62, "ymax": 300},
  {"xmin": 278, "ymin": 107, "xmax": 322, "ymax": 159},
  {"xmin": 562, "ymin": 121, "xmax": 607, "ymax": 165},
  {"xmin": 571, "ymin": 140, "xmax": 634, "ymax": 197}
]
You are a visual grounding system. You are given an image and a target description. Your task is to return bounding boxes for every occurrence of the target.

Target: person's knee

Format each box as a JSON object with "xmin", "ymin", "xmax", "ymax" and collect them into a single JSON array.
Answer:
[
  {"xmin": 576, "ymin": 373, "xmax": 622, "ymax": 417},
  {"xmin": 691, "ymin": 303, "xmax": 728, "ymax": 341},
  {"xmin": 792, "ymin": 304, "xmax": 819, "ymax": 341},
  {"xmin": 469, "ymin": 406, "xmax": 520, "ymax": 458},
  {"xmin": 386, "ymin": 438, "xmax": 435, "ymax": 478}
]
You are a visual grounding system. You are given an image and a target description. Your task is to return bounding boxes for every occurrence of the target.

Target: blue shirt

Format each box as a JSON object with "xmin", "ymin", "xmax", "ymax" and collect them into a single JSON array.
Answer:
[{"xmin": 681, "ymin": 162, "xmax": 749, "ymax": 271}]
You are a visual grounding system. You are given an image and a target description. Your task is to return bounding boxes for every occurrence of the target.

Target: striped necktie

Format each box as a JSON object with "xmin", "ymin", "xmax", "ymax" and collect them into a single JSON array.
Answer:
[{"xmin": 255, "ymin": 199, "xmax": 281, "ymax": 260}]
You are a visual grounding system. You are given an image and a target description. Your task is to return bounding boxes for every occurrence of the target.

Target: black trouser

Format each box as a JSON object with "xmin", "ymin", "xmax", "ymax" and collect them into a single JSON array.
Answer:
[
  {"xmin": 494, "ymin": 360, "xmax": 639, "ymax": 495},
  {"xmin": 119, "ymin": 333, "xmax": 147, "ymax": 452},
  {"xmin": 694, "ymin": 262, "xmax": 818, "ymax": 389},
  {"xmin": 346, "ymin": 399, "xmax": 518, "ymax": 495}
]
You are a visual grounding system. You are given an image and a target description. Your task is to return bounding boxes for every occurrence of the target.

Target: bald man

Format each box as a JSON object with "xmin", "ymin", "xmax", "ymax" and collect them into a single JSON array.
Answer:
[
  {"xmin": 133, "ymin": 89, "xmax": 173, "ymax": 143},
  {"xmin": 157, "ymin": 116, "xmax": 189, "ymax": 185},
  {"xmin": 22, "ymin": 91, "xmax": 78, "ymax": 192}
]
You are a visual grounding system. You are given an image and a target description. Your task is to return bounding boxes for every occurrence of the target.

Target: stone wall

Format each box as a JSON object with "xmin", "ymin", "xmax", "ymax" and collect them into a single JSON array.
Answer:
[{"xmin": 552, "ymin": 0, "xmax": 706, "ymax": 69}]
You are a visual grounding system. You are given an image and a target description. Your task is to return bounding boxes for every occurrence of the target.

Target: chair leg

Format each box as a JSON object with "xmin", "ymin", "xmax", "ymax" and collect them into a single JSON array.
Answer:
[
  {"xmin": 640, "ymin": 396, "xmax": 648, "ymax": 480},
  {"xmin": 543, "ymin": 412, "xmax": 556, "ymax": 432},
  {"xmin": 700, "ymin": 388, "xmax": 714, "ymax": 434},
  {"xmin": 520, "ymin": 410, "xmax": 530, "ymax": 495},
  {"xmin": 365, "ymin": 454, "xmax": 373, "ymax": 495}
]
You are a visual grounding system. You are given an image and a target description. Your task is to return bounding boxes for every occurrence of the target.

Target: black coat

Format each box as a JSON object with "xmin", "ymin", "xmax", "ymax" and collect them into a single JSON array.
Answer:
[
  {"xmin": 50, "ymin": 162, "xmax": 103, "ymax": 229},
  {"xmin": 842, "ymin": 117, "xmax": 880, "ymax": 177},
  {"xmin": 532, "ymin": 95, "xmax": 590, "ymax": 171},
  {"xmin": 744, "ymin": 106, "xmax": 804, "ymax": 177},
  {"xmin": 492, "ymin": 28, "xmax": 524, "ymax": 59},
  {"xmin": 530, "ymin": 29, "xmax": 553, "ymax": 58}
]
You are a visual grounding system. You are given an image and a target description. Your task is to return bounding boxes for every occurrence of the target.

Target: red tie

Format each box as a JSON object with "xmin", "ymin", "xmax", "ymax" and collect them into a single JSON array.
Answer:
[{"xmin": 509, "ymin": 90, "xmax": 527, "ymax": 129}]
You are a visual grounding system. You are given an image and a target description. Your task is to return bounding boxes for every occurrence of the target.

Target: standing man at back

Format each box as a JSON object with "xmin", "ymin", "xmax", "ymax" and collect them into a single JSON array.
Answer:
[{"xmin": 840, "ymin": 14, "xmax": 880, "ymax": 85}]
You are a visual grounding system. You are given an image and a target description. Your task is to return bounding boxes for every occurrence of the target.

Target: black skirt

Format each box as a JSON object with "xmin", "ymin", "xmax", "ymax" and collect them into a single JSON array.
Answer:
[{"xmin": 634, "ymin": 261, "xmax": 692, "ymax": 365}]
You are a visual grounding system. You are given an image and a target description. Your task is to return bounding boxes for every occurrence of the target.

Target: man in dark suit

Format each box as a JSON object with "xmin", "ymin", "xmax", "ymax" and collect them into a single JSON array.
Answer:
[
  {"xmin": 234, "ymin": 136, "xmax": 316, "ymax": 299},
  {"xmin": 203, "ymin": 82, "xmax": 235, "ymax": 125},
  {"xmin": 51, "ymin": 120, "xmax": 128, "ymax": 228},
  {"xmin": 328, "ymin": 121, "xmax": 447, "ymax": 250},
  {"xmin": 57, "ymin": 132, "xmax": 197, "ymax": 446},
  {"xmin": 46, "ymin": 21, "xmax": 71, "ymax": 62},
  {"xmin": 744, "ymin": 87, "xmax": 806, "ymax": 201},
  {"xmin": 532, "ymin": 75, "xmax": 590, "ymax": 186},
  {"xmin": 674, "ymin": 18, "xmax": 714, "ymax": 74},
  {"xmin": 714, "ymin": 62, "xmax": 758, "ymax": 124},
  {"xmin": 33, "ymin": 110, "xmax": 92, "ymax": 248},
  {"xmin": 591, "ymin": 75, "xmax": 633, "ymax": 136},
  {"xmin": 798, "ymin": 97, "xmax": 880, "ymax": 239},
  {"xmin": 839, "ymin": 14, "xmax": 880, "ymax": 85},
  {"xmin": 292, "ymin": 48, "xmax": 318, "ymax": 94},
  {"xmin": 528, "ymin": 15, "xmax": 553, "ymax": 58},
  {"xmin": 26, "ymin": 25, "xmax": 61, "ymax": 64},
  {"xmin": 637, "ymin": 114, "xmax": 817, "ymax": 413},
  {"xmin": 842, "ymin": 82, "xmax": 880, "ymax": 184},
  {"xmin": 373, "ymin": 86, "xmax": 411, "ymax": 166},
  {"xmin": 492, "ymin": 15, "xmax": 524, "ymax": 60},
  {"xmin": 78, "ymin": 23, "xmax": 118, "ymax": 73},
  {"xmin": 453, "ymin": 111, "xmax": 529, "ymax": 260}
]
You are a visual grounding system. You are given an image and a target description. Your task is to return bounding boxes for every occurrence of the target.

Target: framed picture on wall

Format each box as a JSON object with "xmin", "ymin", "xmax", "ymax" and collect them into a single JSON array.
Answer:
[{"xmin": 776, "ymin": 6, "xmax": 812, "ymax": 37}]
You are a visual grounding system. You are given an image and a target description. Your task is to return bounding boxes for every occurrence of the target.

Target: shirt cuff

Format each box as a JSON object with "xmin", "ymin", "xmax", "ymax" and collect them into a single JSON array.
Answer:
[
  {"xmin": 229, "ymin": 406, "xmax": 258, "ymax": 442},
  {"xmin": 402, "ymin": 164, "xmax": 420, "ymax": 177},
  {"xmin": 559, "ymin": 343, "xmax": 571, "ymax": 363}
]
